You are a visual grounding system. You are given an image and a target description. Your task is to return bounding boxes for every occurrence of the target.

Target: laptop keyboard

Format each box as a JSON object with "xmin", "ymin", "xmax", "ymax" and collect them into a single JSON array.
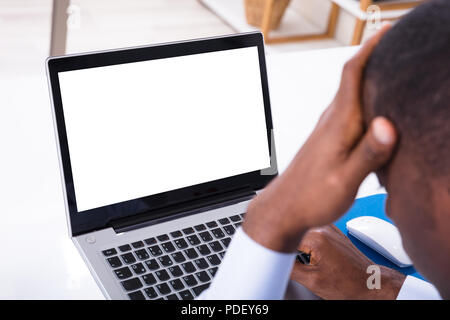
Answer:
[{"xmin": 102, "ymin": 213, "xmax": 244, "ymax": 300}]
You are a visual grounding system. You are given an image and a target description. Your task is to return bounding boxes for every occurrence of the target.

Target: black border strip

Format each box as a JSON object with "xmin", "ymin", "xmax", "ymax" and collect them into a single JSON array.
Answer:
[{"xmin": 47, "ymin": 32, "xmax": 277, "ymax": 236}]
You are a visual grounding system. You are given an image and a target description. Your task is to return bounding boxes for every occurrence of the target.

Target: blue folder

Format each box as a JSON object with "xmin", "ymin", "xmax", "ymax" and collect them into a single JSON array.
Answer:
[{"xmin": 334, "ymin": 193, "xmax": 425, "ymax": 280}]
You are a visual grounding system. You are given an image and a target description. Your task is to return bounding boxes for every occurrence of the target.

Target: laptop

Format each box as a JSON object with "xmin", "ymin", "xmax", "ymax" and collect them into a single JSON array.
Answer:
[{"xmin": 46, "ymin": 32, "xmax": 277, "ymax": 300}]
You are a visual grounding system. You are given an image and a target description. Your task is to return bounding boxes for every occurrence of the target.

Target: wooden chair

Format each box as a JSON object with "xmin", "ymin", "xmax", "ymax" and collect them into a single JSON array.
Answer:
[{"xmin": 261, "ymin": 0, "xmax": 423, "ymax": 45}]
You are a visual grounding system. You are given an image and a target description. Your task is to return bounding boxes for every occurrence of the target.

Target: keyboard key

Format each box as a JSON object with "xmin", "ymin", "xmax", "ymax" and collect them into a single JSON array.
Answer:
[
  {"xmin": 240, "ymin": 213, "xmax": 245, "ymax": 218},
  {"xmin": 158, "ymin": 255, "xmax": 173, "ymax": 267},
  {"xmin": 157, "ymin": 234, "xmax": 169, "ymax": 242},
  {"xmin": 161, "ymin": 242, "xmax": 176, "ymax": 253},
  {"xmin": 145, "ymin": 259, "xmax": 159, "ymax": 271},
  {"xmin": 179, "ymin": 290, "xmax": 194, "ymax": 300},
  {"xmin": 187, "ymin": 235, "xmax": 201, "ymax": 246},
  {"xmin": 121, "ymin": 278, "xmax": 143, "ymax": 291},
  {"xmin": 184, "ymin": 248, "xmax": 198, "ymax": 259},
  {"xmin": 144, "ymin": 287, "xmax": 158, "ymax": 299},
  {"xmin": 229, "ymin": 215, "xmax": 241, "ymax": 222},
  {"xmin": 197, "ymin": 244, "xmax": 211, "ymax": 256},
  {"xmin": 142, "ymin": 274, "xmax": 157, "ymax": 286},
  {"xmin": 221, "ymin": 238, "xmax": 231, "ymax": 248},
  {"xmin": 207, "ymin": 254, "xmax": 221, "ymax": 266},
  {"xmin": 199, "ymin": 231, "xmax": 213, "ymax": 242},
  {"xmin": 171, "ymin": 252, "xmax": 186, "ymax": 263},
  {"xmin": 156, "ymin": 283, "xmax": 171, "ymax": 295},
  {"xmin": 114, "ymin": 266, "xmax": 132, "ymax": 280},
  {"xmin": 194, "ymin": 258, "xmax": 209, "ymax": 270},
  {"xmin": 234, "ymin": 222, "xmax": 242, "ymax": 228},
  {"xmin": 211, "ymin": 228, "xmax": 225, "ymax": 239},
  {"xmin": 183, "ymin": 275, "xmax": 198, "ymax": 287},
  {"xmin": 131, "ymin": 241, "xmax": 144, "ymax": 249},
  {"xmin": 218, "ymin": 218, "xmax": 230, "ymax": 225},
  {"xmin": 208, "ymin": 267, "xmax": 218, "ymax": 277},
  {"xmin": 195, "ymin": 271, "xmax": 211, "ymax": 283},
  {"xmin": 107, "ymin": 257, "xmax": 122, "ymax": 268},
  {"xmin": 194, "ymin": 224, "xmax": 206, "ymax": 232},
  {"xmin": 135, "ymin": 249, "xmax": 149, "ymax": 260},
  {"xmin": 128, "ymin": 290, "xmax": 146, "ymax": 300},
  {"xmin": 121, "ymin": 253, "xmax": 136, "ymax": 264},
  {"xmin": 144, "ymin": 237, "xmax": 157, "ymax": 245},
  {"xmin": 174, "ymin": 238, "xmax": 188, "ymax": 249},
  {"xmin": 182, "ymin": 227, "xmax": 195, "ymax": 235},
  {"xmin": 209, "ymin": 241, "xmax": 223, "ymax": 252},
  {"xmin": 181, "ymin": 262, "xmax": 196, "ymax": 274},
  {"xmin": 131, "ymin": 263, "xmax": 146, "ymax": 275},
  {"xmin": 170, "ymin": 278, "xmax": 185, "ymax": 291},
  {"xmin": 118, "ymin": 244, "xmax": 132, "ymax": 252},
  {"xmin": 155, "ymin": 270, "xmax": 170, "ymax": 281},
  {"xmin": 219, "ymin": 252, "xmax": 225, "ymax": 259},
  {"xmin": 168, "ymin": 265, "xmax": 183, "ymax": 277},
  {"xmin": 223, "ymin": 225, "xmax": 235, "ymax": 235},
  {"xmin": 166, "ymin": 294, "xmax": 179, "ymax": 300},
  {"xmin": 193, "ymin": 283, "xmax": 210, "ymax": 297},
  {"xmin": 102, "ymin": 248, "xmax": 117, "ymax": 256},
  {"xmin": 148, "ymin": 245, "xmax": 163, "ymax": 257},
  {"xmin": 170, "ymin": 231, "xmax": 183, "ymax": 238},
  {"xmin": 206, "ymin": 221, "xmax": 218, "ymax": 228}
]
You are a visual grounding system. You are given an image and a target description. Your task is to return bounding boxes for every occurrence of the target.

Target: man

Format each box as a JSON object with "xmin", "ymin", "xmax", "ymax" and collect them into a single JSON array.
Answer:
[
  {"xmin": 290, "ymin": 0, "xmax": 449, "ymax": 299},
  {"xmin": 199, "ymin": 0, "xmax": 449, "ymax": 300}
]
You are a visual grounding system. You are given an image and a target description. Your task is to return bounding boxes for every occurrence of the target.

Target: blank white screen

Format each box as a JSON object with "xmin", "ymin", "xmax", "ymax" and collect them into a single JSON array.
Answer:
[{"xmin": 58, "ymin": 46, "xmax": 271, "ymax": 212}]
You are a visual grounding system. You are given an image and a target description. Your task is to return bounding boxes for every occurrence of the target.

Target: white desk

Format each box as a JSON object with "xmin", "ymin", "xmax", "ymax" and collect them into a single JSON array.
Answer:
[{"xmin": 0, "ymin": 45, "xmax": 381, "ymax": 299}]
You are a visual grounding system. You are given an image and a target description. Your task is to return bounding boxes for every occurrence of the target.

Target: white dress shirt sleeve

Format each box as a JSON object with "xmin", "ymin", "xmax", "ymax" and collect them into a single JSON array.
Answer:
[
  {"xmin": 396, "ymin": 275, "xmax": 442, "ymax": 300},
  {"xmin": 197, "ymin": 227, "xmax": 296, "ymax": 300}
]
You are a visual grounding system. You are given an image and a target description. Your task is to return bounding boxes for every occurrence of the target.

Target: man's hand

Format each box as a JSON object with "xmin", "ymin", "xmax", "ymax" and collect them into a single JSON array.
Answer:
[
  {"xmin": 243, "ymin": 24, "xmax": 397, "ymax": 253},
  {"xmin": 291, "ymin": 225, "xmax": 406, "ymax": 300}
]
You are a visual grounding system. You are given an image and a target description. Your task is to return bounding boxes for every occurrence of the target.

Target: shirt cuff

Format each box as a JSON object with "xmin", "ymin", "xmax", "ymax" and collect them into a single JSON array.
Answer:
[
  {"xmin": 198, "ymin": 227, "xmax": 296, "ymax": 300},
  {"xmin": 396, "ymin": 275, "xmax": 442, "ymax": 300}
]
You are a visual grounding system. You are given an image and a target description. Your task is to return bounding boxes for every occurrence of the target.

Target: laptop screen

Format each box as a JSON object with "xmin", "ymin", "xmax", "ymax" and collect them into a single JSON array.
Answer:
[{"xmin": 58, "ymin": 46, "xmax": 271, "ymax": 213}]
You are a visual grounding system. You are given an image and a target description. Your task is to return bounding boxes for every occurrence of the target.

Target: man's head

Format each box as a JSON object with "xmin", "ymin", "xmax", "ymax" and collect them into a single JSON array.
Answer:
[{"xmin": 363, "ymin": 0, "xmax": 450, "ymax": 297}]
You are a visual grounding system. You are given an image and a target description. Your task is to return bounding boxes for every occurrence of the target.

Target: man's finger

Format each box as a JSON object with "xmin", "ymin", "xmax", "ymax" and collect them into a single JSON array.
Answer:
[
  {"xmin": 330, "ymin": 224, "xmax": 345, "ymax": 238},
  {"xmin": 298, "ymin": 244, "xmax": 320, "ymax": 266},
  {"xmin": 291, "ymin": 258, "xmax": 318, "ymax": 281},
  {"xmin": 343, "ymin": 117, "xmax": 397, "ymax": 188}
]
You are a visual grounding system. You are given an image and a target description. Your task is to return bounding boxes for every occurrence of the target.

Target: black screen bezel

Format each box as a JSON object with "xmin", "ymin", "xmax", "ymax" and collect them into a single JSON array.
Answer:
[{"xmin": 47, "ymin": 32, "xmax": 277, "ymax": 236}]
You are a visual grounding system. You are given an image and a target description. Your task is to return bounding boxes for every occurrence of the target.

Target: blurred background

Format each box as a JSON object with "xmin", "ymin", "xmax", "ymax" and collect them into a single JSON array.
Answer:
[{"xmin": 3, "ymin": 0, "xmax": 406, "ymax": 75}]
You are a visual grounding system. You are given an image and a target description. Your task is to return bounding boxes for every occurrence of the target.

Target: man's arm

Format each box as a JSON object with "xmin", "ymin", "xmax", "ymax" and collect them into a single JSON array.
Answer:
[
  {"xmin": 198, "ymin": 226, "xmax": 442, "ymax": 300},
  {"xmin": 243, "ymin": 23, "xmax": 396, "ymax": 254},
  {"xmin": 198, "ymin": 227, "xmax": 295, "ymax": 300},
  {"xmin": 199, "ymin": 24, "xmax": 397, "ymax": 300}
]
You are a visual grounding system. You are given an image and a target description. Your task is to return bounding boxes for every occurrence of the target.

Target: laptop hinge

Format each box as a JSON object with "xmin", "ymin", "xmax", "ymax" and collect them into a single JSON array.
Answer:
[{"xmin": 110, "ymin": 187, "xmax": 256, "ymax": 234}]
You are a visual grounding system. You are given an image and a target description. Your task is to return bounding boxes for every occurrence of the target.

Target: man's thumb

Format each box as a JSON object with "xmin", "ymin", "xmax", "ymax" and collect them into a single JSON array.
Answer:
[{"xmin": 345, "ymin": 117, "xmax": 397, "ymax": 185}]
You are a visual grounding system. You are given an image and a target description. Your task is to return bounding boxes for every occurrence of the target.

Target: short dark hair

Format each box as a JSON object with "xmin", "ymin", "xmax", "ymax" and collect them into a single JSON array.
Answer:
[{"xmin": 363, "ymin": 0, "xmax": 450, "ymax": 177}]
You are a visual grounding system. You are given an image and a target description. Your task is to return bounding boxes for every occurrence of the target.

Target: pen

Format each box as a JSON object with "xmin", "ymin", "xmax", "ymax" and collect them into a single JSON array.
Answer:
[{"xmin": 296, "ymin": 250, "xmax": 311, "ymax": 265}]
